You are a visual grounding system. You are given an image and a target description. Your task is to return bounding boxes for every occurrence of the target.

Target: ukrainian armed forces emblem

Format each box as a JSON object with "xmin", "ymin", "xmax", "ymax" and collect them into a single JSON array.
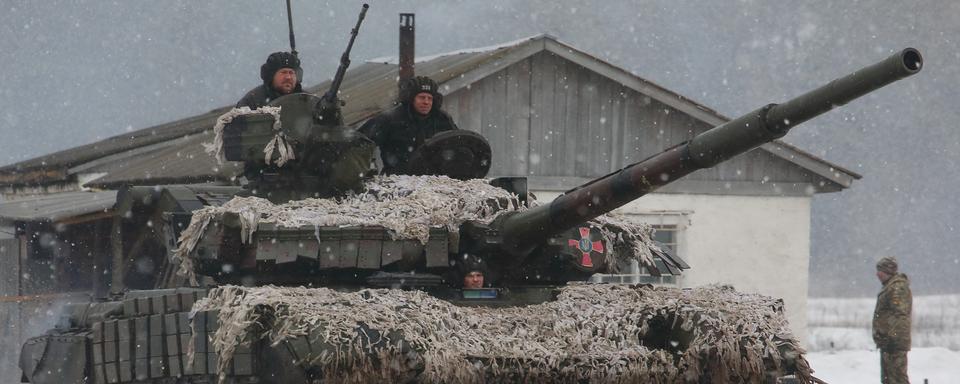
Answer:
[{"xmin": 567, "ymin": 226, "xmax": 604, "ymax": 269}]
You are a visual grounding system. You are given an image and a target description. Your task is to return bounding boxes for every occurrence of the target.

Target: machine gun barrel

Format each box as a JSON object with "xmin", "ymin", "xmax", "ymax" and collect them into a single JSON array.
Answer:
[
  {"xmin": 321, "ymin": 3, "xmax": 368, "ymax": 104},
  {"xmin": 498, "ymin": 48, "xmax": 922, "ymax": 257}
]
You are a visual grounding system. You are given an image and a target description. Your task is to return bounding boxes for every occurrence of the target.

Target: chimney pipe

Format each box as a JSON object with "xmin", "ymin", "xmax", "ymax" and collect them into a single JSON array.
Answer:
[{"xmin": 399, "ymin": 13, "xmax": 415, "ymax": 83}]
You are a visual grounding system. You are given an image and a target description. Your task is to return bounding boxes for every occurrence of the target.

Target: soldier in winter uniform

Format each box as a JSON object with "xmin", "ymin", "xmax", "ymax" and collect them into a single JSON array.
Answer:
[
  {"xmin": 357, "ymin": 76, "xmax": 458, "ymax": 175},
  {"xmin": 237, "ymin": 51, "xmax": 304, "ymax": 109},
  {"xmin": 872, "ymin": 256, "xmax": 912, "ymax": 384}
]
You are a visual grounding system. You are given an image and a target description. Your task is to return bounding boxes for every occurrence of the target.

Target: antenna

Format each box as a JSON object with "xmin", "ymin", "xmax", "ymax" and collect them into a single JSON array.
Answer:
[{"xmin": 286, "ymin": 0, "xmax": 297, "ymax": 56}]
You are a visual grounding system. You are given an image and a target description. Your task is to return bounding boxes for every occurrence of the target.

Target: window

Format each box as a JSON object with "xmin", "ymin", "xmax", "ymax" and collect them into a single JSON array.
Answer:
[
  {"xmin": 651, "ymin": 224, "xmax": 678, "ymax": 254},
  {"xmin": 589, "ymin": 211, "xmax": 689, "ymax": 286}
]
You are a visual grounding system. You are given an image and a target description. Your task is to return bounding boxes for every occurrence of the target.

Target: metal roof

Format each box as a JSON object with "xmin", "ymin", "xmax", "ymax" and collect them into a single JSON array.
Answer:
[
  {"xmin": 0, "ymin": 34, "xmax": 859, "ymax": 189},
  {"xmin": 83, "ymin": 135, "xmax": 243, "ymax": 189},
  {"xmin": 0, "ymin": 190, "xmax": 117, "ymax": 222},
  {"xmin": 0, "ymin": 111, "xmax": 228, "ymax": 179}
]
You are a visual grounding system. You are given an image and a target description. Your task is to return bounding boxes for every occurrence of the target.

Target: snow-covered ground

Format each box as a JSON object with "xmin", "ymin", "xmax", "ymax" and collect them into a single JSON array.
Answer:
[
  {"xmin": 808, "ymin": 348, "xmax": 960, "ymax": 384},
  {"xmin": 806, "ymin": 294, "xmax": 960, "ymax": 383}
]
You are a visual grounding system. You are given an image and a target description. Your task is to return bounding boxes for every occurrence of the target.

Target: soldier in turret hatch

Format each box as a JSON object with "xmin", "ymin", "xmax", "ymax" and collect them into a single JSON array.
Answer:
[
  {"xmin": 237, "ymin": 51, "xmax": 304, "ymax": 109},
  {"xmin": 357, "ymin": 76, "xmax": 458, "ymax": 175}
]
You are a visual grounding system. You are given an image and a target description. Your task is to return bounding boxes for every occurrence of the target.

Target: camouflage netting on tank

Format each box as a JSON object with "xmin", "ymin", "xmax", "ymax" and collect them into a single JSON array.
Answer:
[
  {"xmin": 192, "ymin": 284, "xmax": 811, "ymax": 383},
  {"xmin": 172, "ymin": 175, "xmax": 525, "ymax": 282},
  {"xmin": 589, "ymin": 213, "xmax": 662, "ymax": 273},
  {"xmin": 172, "ymin": 175, "xmax": 662, "ymax": 283}
]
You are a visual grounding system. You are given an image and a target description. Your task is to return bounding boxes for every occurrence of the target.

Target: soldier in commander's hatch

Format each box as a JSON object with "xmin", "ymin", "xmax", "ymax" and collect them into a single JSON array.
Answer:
[
  {"xmin": 237, "ymin": 51, "xmax": 304, "ymax": 109},
  {"xmin": 357, "ymin": 76, "xmax": 458, "ymax": 175}
]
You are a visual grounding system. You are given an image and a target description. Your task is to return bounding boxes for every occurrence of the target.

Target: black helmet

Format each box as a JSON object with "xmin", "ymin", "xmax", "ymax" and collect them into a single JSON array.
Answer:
[
  {"xmin": 260, "ymin": 51, "xmax": 303, "ymax": 84},
  {"xmin": 456, "ymin": 254, "xmax": 487, "ymax": 276},
  {"xmin": 446, "ymin": 254, "xmax": 490, "ymax": 288},
  {"xmin": 398, "ymin": 76, "xmax": 443, "ymax": 110}
]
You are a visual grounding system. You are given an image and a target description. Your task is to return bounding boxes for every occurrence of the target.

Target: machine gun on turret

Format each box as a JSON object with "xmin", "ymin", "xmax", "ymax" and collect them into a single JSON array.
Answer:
[{"xmin": 314, "ymin": 3, "xmax": 369, "ymax": 125}]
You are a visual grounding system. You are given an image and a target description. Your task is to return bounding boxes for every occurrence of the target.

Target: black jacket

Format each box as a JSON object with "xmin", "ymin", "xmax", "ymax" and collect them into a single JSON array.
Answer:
[
  {"xmin": 236, "ymin": 83, "xmax": 303, "ymax": 109},
  {"xmin": 357, "ymin": 103, "xmax": 458, "ymax": 175}
]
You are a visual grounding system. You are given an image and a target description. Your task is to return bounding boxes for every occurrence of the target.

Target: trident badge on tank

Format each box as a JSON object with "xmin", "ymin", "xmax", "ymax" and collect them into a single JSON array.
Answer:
[{"xmin": 568, "ymin": 227, "xmax": 604, "ymax": 267}]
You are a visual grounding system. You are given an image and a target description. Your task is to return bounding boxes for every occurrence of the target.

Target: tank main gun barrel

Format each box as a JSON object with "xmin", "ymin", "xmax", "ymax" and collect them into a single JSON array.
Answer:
[{"xmin": 498, "ymin": 48, "xmax": 922, "ymax": 257}]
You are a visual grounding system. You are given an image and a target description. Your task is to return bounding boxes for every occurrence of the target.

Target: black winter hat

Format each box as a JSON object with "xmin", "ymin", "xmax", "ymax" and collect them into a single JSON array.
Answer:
[
  {"xmin": 398, "ymin": 76, "xmax": 443, "ymax": 110},
  {"xmin": 260, "ymin": 51, "xmax": 303, "ymax": 84}
]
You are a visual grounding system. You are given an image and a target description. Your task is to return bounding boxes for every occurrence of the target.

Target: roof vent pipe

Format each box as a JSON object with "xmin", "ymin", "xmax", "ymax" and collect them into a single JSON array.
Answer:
[{"xmin": 399, "ymin": 13, "xmax": 415, "ymax": 83}]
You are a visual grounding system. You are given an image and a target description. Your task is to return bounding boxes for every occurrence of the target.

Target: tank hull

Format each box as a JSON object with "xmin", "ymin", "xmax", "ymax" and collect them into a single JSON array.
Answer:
[{"xmin": 21, "ymin": 284, "xmax": 812, "ymax": 384}]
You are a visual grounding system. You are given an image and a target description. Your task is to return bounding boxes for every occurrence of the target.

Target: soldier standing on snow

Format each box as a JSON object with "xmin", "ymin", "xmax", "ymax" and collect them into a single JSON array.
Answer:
[
  {"xmin": 237, "ymin": 51, "xmax": 304, "ymax": 109},
  {"xmin": 357, "ymin": 76, "xmax": 458, "ymax": 175},
  {"xmin": 872, "ymin": 256, "xmax": 912, "ymax": 384}
]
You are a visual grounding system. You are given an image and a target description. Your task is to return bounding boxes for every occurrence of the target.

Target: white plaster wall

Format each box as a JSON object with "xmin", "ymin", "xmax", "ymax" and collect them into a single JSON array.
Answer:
[{"xmin": 535, "ymin": 191, "xmax": 812, "ymax": 344}]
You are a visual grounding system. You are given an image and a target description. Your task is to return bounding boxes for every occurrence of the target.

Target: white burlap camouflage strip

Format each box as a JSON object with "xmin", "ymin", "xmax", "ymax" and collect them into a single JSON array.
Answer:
[
  {"xmin": 202, "ymin": 106, "xmax": 295, "ymax": 167},
  {"xmin": 591, "ymin": 213, "xmax": 662, "ymax": 273},
  {"xmin": 172, "ymin": 175, "xmax": 524, "ymax": 281},
  {"xmin": 193, "ymin": 283, "xmax": 811, "ymax": 383}
]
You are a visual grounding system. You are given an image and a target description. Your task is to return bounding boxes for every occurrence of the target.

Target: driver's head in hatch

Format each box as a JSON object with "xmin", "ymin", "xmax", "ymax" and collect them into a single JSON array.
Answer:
[
  {"xmin": 457, "ymin": 254, "xmax": 488, "ymax": 289},
  {"xmin": 463, "ymin": 270, "xmax": 484, "ymax": 289}
]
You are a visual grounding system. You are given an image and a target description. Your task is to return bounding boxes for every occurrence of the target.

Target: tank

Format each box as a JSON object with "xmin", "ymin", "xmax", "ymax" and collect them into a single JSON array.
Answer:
[{"xmin": 18, "ymin": 48, "xmax": 922, "ymax": 384}]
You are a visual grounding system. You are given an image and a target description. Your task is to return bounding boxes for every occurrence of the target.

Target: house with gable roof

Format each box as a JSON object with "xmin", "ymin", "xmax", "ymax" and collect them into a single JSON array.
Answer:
[{"xmin": 0, "ymin": 35, "xmax": 861, "ymax": 364}]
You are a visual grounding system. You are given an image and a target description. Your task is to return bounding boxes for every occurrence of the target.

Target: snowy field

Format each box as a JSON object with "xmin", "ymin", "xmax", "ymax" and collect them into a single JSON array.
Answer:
[
  {"xmin": 808, "ymin": 294, "xmax": 960, "ymax": 351},
  {"xmin": 807, "ymin": 348, "xmax": 960, "ymax": 384},
  {"xmin": 806, "ymin": 294, "xmax": 960, "ymax": 383}
]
